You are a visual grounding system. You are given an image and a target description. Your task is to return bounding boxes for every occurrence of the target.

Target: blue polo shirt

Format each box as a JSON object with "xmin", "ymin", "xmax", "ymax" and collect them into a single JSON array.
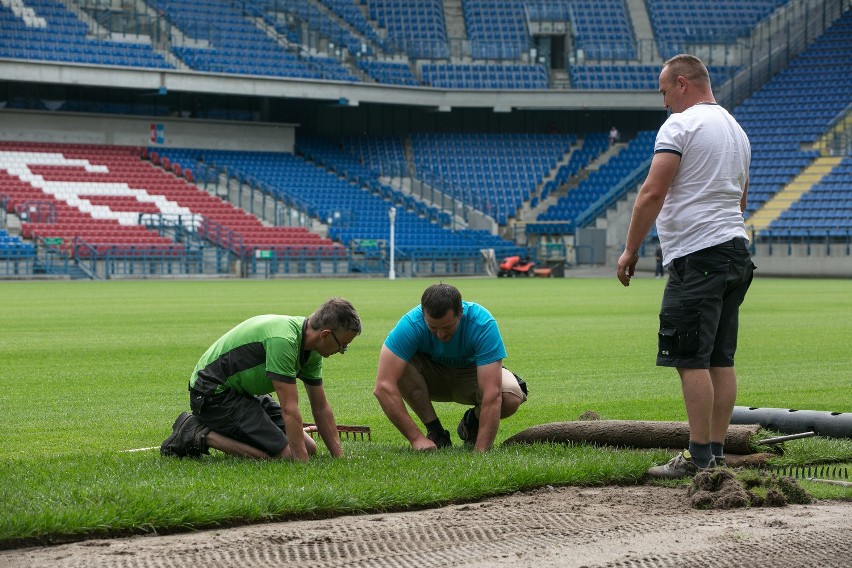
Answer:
[{"xmin": 384, "ymin": 301, "xmax": 506, "ymax": 368}]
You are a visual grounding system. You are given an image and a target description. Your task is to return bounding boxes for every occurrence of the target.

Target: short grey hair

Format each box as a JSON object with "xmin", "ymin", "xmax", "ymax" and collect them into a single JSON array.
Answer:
[
  {"xmin": 308, "ymin": 297, "xmax": 361, "ymax": 335},
  {"xmin": 663, "ymin": 54, "xmax": 711, "ymax": 87}
]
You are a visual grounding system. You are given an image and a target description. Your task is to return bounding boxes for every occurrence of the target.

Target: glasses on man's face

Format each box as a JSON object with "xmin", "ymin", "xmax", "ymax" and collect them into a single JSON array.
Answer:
[{"xmin": 329, "ymin": 329, "xmax": 348, "ymax": 354}]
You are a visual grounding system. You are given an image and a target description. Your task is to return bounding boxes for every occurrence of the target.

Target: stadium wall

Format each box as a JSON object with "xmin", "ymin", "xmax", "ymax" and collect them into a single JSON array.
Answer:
[
  {"xmin": 632, "ymin": 248, "xmax": 852, "ymax": 278},
  {"xmin": 608, "ymin": 190, "xmax": 852, "ymax": 278},
  {"xmin": 0, "ymin": 59, "xmax": 663, "ymax": 114},
  {"xmin": 750, "ymin": 245, "xmax": 852, "ymax": 278},
  {"xmin": 0, "ymin": 110, "xmax": 295, "ymax": 152}
]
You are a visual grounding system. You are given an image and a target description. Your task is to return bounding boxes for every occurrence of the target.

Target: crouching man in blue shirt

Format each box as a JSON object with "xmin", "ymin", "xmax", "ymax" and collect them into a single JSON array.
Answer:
[{"xmin": 373, "ymin": 283, "xmax": 528, "ymax": 452}]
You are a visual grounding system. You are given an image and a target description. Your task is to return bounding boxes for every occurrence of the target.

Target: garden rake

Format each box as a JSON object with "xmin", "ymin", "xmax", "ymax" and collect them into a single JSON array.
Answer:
[
  {"xmin": 769, "ymin": 464, "xmax": 852, "ymax": 487},
  {"xmin": 303, "ymin": 423, "xmax": 371, "ymax": 441}
]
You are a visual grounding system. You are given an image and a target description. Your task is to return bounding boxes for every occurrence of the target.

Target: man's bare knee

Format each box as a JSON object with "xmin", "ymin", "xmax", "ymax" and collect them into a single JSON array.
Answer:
[{"xmin": 500, "ymin": 392, "xmax": 524, "ymax": 418}]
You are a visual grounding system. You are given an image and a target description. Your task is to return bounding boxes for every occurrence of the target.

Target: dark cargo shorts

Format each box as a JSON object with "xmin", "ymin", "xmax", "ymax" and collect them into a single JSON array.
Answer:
[
  {"xmin": 657, "ymin": 237, "xmax": 756, "ymax": 369},
  {"xmin": 190, "ymin": 388, "xmax": 288, "ymax": 456}
]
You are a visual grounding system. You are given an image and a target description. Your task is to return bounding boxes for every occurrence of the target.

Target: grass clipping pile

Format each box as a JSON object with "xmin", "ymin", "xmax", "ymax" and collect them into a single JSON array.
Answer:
[{"xmin": 689, "ymin": 468, "xmax": 812, "ymax": 509}]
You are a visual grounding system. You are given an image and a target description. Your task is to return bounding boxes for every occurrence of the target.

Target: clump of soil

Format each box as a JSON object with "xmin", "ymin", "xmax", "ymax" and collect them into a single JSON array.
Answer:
[
  {"xmin": 689, "ymin": 469, "xmax": 812, "ymax": 509},
  {"xmin": 739, "ymin": 469, "xmax": 812, "ymax": 505},
  {"xmin": 577, "ymin": 410, "xmax": 601, "ymax": 421},
  {"xmin": 689, "ymin": 469, "xmax": 751, "ymax": 509}
]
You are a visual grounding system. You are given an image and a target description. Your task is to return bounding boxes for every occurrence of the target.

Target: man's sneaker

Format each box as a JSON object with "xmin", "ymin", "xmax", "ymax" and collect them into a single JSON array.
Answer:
[
  {"xmin": 456, "ymin": 407, "xmax": 479, "ymax": 446},
  {"xmin": 647, "ymin": 450, "xmax": 716, "ymax": 479},
  {"xmin": 426, "ymin": 428, "xmax": 452, "ymax": 449},
  {"xmin": 714, "ymin": 456, "xmax": 727, "ymax": 468},
  {"xmin": 161, "ymin": 412, "xmax": 208, "ymax": 458}
]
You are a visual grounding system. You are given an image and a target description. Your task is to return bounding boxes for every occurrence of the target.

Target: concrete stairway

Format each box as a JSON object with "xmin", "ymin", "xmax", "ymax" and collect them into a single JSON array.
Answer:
[
  {"xmin": 813, "ymin": 108, "xmax": 852, "ymax": 157},
  {"xmin": 747, "ymin": 156, "xmax": 843, "ymax": 233},
  {"xmin": 624, "ymin": 0, "xmax": 660, "ymax": 63},
  {"xmin": 443, "ymin": 0, "xmax": 467, "ymax": 47}
]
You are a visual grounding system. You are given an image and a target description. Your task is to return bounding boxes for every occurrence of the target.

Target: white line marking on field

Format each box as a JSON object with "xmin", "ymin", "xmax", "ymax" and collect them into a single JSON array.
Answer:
[{"xmin": 121, "ymin": 446, "xmax": 159, "ymax": 453}]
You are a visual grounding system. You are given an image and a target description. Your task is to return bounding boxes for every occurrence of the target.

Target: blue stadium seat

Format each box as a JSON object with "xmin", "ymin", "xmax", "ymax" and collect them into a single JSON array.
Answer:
[
  {"xmin": 0, "ymin": 0, "xmax": 173, "ymax": 69},
  {"xmin": 537, "ymin": 131, "xmax": 655, "ymax": 224},
  {"xmin": 646, "ymin": 0, "xmax": 787, "ymax": 59},
  {"xmin": 409, "ymin": 132, "xmax": 575, "ymax": 223},
  {"xmin": 152, "ymin": 143, "xmax": 525, "ymax": 258},
  {"xmin": 736, "ymin": 9, "xmax": 852, "ymax": 234}
]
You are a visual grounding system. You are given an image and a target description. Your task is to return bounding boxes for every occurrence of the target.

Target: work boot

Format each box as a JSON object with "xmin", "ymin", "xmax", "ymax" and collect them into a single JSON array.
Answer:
[
  {"xmin": 647, "ymin": 450, "xmax": 716, "ymax": 479},
  {"xmin": 456, "ymin": 407, "xmax": 479, "ymax": 446},
  {"xmin": 426, "ymin": 428, "xmax": 452, "ymax": 449},
  {"xmin": 161, "ymin": 412, "xmax": 209, "ymax": 458}
]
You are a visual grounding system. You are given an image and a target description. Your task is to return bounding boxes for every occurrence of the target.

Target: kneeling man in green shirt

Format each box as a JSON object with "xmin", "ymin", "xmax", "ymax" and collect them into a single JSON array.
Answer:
[{"xmin": 161, "ymin": 297, "xmax": 361, "ymax": 462}]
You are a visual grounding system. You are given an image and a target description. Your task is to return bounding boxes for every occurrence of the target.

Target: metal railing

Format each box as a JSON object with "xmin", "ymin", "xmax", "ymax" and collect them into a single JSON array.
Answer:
[
  {"xmin": 757, "ymin": 229, "xmax": 852, "ymax": 256},
  {"xmin": 64, "ymin": 0, "xmax": 850, "ymax": 100},
  {"xmin": 715, "ymin": 0, "xmax": 849, "ymax": 109},
  {"xmin": 574, "ymin": 157, "xmax": 651, "ymax": 229},
  {"xmin": 816, "ymin": 102, "xmax": 852, "ymax": 156}
]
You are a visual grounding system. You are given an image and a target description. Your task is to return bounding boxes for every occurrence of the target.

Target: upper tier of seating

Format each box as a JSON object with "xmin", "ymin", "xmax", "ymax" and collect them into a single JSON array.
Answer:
[
  {"xmin": 462, "ymin": 0, "xmax": 530, "ymax": 60},
  {"xmin": 422, "ymin": 63, "xmax": 549, "ymax": 89},
  {"xmin": 152, "ymin": 0, "xmax": 358, "ymax": 81},
  {"xmin": 321, "ymin": 0, "xmax": 386, "ymax": 52},
  {"xmin": 252, "ymin": 0, "xmax": 376, "ymax": 59},
  {"xmin": 525, "ymin": 0, "xmax": 570, "ymax": 21},
  {"xmin": 567, "ymin": 0, "xmax": 636, "ymax": 61},
  {"xmin": 470, "ymin": 0, "xmax": 635, "ymax": 60},
  {"xmin": 0, "ymin": 0, "xmax": 172, "ymax": 69},
  {"xmin": 1, "ymin": 0, "xmax": 808, "ymax": 94},
  {"xmin": 367, "ymin": 0, "xmax": 449, "ymax": 59},
  {"xmin": 646, "ymin": 0, "xmax": 790, "ymax": 59},
  {"xmin": 357, "ymin": 60, "xmax": 420, "ymax": 86}
]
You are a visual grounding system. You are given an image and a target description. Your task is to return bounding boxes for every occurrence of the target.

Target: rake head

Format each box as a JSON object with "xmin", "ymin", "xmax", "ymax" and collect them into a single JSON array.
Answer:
[
  {"xmin": 303, "ymin": 423, "xmax": 371, "ymax": 441},
  {"xmin": 769, "ymin": 464, "xmax": 851, "ymax": 487}
]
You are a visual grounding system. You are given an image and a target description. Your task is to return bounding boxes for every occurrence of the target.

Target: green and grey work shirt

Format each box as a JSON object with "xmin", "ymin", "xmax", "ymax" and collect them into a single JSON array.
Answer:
[{"xmin": 189, "ymin": 314, "xmax": 323, "ymax": 397}]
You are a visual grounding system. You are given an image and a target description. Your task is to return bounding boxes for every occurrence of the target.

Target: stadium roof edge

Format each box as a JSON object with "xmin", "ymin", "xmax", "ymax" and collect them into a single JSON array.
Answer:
[{"xmin": 0, "ymin": 60, "xmax": 663, "ymax": 111}]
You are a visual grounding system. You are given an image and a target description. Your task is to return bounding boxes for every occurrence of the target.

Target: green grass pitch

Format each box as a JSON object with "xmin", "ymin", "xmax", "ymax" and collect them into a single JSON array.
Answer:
[{"xmin": 0, "ymin": 276, "xmax": 850, "ymax": 545}]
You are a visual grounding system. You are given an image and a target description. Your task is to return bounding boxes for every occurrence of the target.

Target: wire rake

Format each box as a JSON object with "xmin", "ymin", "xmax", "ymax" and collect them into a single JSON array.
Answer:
[
  {"xmin": 303, "ymin": 423, "xmax": 371, "ymax": 441},
  {"xmin": 769, "ymin": 464, "xmax": 852, "ymax": 487}
]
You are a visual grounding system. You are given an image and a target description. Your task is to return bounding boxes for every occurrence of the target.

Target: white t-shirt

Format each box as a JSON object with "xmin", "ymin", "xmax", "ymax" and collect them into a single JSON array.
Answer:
[{"xmin": 654, "ymin": 103, "xmax": 751, "ymax": 266}]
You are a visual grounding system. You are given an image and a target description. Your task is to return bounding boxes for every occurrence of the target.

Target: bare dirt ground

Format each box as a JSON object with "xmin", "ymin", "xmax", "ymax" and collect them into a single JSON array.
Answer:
[{"xmin": 3, "ymin": 484, "xmax": 850, "ymax": 568}]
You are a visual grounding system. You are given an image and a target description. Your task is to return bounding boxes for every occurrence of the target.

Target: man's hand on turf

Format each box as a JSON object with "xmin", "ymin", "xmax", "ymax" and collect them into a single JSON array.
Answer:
[{"xmin": 411, "ymin": 435, "xmax": 438, "ymax": 451}]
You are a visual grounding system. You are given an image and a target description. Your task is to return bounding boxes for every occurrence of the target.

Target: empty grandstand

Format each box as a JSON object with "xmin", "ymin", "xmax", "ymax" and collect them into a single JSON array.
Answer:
[{"xmin": 0, "ymin": 0, "xmax": 849, "ymax": 278}]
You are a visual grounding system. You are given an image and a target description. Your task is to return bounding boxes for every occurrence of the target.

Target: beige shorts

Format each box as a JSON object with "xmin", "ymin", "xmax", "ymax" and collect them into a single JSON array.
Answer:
[{"xmin": 404, "ymin": 352, "xmax": 527, "ymax": 407}]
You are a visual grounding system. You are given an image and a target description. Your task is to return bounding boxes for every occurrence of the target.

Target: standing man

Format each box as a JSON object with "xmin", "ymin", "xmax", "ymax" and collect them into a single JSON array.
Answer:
[
  {"xmin": 616, "ymin": 54, "xmax": 755, "ymax": 478},
  {"xmin": 654, "ymin": 243, "xmax": 664, "ymax": 278},
  {"xmin": 609, "ymin": 125, "xmax": 620, "ymax": 147},
  {"xmin": 374, "ymin": 283, "xmax": 527, "ymax": 452},
  {"xmin": 161, "ymin": 298, "xmax": 361, "ymax": 462}
]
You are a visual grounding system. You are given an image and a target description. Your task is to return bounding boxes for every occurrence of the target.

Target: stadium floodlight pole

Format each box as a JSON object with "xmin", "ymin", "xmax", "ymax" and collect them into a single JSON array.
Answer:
[{"xmin": 388, "ymin": 206, "xmax": 396, "ymax": 280}]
